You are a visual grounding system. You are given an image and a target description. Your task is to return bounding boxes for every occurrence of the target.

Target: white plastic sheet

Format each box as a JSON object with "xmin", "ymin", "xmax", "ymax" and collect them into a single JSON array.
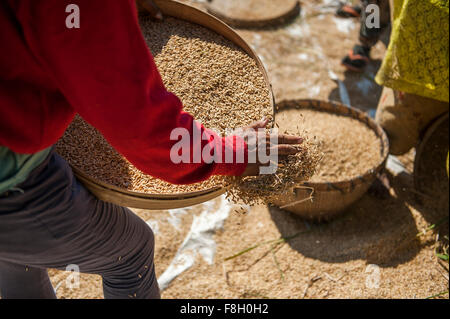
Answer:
[{"xmin": 157, "ymin": 196, "xmax": 235, "ymax": 291}]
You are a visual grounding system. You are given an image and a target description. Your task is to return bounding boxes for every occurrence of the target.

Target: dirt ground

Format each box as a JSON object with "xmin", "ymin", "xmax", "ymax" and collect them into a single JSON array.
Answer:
[{"xmin": 48, "ymin": 0, "xmax": 449, "ymax": 299}]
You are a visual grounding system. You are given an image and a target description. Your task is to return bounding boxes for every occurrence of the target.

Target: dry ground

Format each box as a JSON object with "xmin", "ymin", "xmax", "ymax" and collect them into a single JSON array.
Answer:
[{"xmin": 49, "ymin": 0, "xmax": 449, "ymax": 299}]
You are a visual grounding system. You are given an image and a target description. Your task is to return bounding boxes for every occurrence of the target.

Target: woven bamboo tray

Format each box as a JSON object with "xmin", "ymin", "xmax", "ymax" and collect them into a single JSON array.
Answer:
[
  {"xmin": 414, "ymin": 112, "xmax": 449, "ymax": 193},
  {"xmin": 69, "ymin": 0, "xmax": 274, "ymax": 210},
  {"xmin": 207, "ymin": 0, "xmax": 301, "ymax": 29},
  {"xmin": 272, "ymin": 99, "xmax": 390, "ymax": 221}
]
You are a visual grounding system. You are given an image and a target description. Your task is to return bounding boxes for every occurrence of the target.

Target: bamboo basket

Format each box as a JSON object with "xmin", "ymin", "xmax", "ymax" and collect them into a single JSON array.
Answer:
[
  {"xmin": 272, "ymin": 99, "xmax": 390, "ymax": 221},
  {"xmin": 206, "ymin": 0, "xmax": 301, "ymax": 29},
  {"xmin": 68, "ymin": 0, "xmax": 274, "ymax": 210},
  {"xmin": 414, "ymin": 112, "xmax": 449, "ymax": 193}
]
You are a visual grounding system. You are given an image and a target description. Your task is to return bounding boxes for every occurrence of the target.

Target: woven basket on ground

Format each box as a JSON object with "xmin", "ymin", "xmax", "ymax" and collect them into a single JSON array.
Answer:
[
  {"xmin": 206, "ymin": 0, "xmax": 301, "ymax": 29},
  {"xmin": 272, "ymin": 99, "xmax": 390, "ymax": 221},
  {"xmin": 414, "ymin": 112, "xmax": 449, "ymax": 193}
]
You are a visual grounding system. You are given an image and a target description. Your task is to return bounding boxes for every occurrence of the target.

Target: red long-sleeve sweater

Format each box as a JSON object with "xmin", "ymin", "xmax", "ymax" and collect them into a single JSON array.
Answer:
[{"xmin": 0, "ymin": 0, "xmax": 248, "ymax": 185}]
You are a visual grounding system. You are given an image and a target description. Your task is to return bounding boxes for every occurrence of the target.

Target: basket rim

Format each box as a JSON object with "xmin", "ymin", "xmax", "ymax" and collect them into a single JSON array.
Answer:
[
  {"xmin": 206, "ymin": 0, "xmax": 301, "ymax": 29},
  {"xmin": 69, "ymin": 0, "xmax": 275, "ymax": 201},
  {"xmin": 276, "ymin": 99, "xmax": 390, "ymax": 192},
  {"xmin": 413, "ymin": 111, "xmax": 449, "ymax": 191}
]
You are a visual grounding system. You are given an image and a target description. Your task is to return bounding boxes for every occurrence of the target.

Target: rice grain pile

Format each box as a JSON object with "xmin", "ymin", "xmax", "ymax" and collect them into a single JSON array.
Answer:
[
  {"xmin": 56, "ymin": 16, "xmax": 272, "ymax": 194},
  {"xmin": 141, "ymin": 16, "xmax": 273, "ymax": 131},
  {"xmin": 276, "ymin": 108, "xmax": 382, "ymax": 183}
]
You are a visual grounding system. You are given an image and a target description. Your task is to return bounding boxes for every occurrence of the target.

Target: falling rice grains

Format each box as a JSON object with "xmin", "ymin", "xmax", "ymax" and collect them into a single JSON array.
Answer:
[
  {"xmin": 225, "ymin": 136, "xmax": 322, "ymax": 206},
  {"xmin": 226, "ymin": 108, "xmax": 382, "ymax": 206}
]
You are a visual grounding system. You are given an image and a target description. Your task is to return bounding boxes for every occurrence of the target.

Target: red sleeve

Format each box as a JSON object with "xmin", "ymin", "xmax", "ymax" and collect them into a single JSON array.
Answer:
[{"xmin": 13, "ymin": 0, "xmax": 248, "ymax": 184}]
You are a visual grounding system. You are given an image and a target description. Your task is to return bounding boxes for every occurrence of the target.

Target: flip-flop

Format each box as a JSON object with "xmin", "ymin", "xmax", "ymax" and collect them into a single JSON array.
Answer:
[
  {"xmin": 336, "ymin": 4, "xmax": 362, "ymax": 18},
  {"xmin": 341, "ymin": 45, "xmax": 371, "ymax": 72}
]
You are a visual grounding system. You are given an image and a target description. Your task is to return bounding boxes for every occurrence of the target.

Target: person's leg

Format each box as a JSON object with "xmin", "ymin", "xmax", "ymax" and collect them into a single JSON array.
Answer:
[
  {"xmin": 0, "ymin": 261, "xmax": 56, "ymax": 299},
  {"xmin": 376, "ymin": 87, "xmax": 449, "ymax": 155},
  {"xmin": 0, "ymin": 152, "xmax": 160, "ymax": 299},
  {"xmin": 342, "ymin": 0, "xmax": 391, "ymax": 72},
  {"xmin": 359, "ymin": 0, "xmax": 391, "ymax": 48},
  {"xmin": 75, "ymin": 200, "xmax": 160, "ymax": 299}
]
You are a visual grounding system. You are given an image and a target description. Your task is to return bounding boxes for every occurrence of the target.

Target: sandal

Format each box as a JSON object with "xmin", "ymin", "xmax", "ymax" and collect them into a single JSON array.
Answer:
[
  {"xmin": 341, "ymin": 45, "xmax": 371, "ymax": 72},
  {"xmin": 336, "ymin": 3, "xmax": 362, "ymax": 18}
]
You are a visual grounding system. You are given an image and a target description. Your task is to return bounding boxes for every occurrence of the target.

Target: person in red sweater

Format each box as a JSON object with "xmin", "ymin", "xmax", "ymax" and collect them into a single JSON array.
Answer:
[{"xmin": 0, "ymin": 0, "xmax": 302, "ymax": 299}]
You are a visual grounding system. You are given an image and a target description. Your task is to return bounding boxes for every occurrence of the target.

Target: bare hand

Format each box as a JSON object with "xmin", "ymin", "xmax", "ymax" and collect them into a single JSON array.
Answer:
[{"xmin": 240, "ymin": 118, "xmax": 303, "ymax": 176}]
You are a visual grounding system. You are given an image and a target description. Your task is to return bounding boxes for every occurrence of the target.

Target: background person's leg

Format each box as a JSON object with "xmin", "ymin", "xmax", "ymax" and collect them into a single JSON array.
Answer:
[
  {"xmin": 343, "ymin": 0, "xmax": 391, "ymax": 71},
  {"xmin": 376, "ymin": 87, "xmax": 449, "ymax": 155},
  {"xmin": 0, "ymin": 261, "xmax": 56, "ymax": 299},
  {"xmin": 359, "ymin": 0, "xmax": 391, "ymax": 47}
]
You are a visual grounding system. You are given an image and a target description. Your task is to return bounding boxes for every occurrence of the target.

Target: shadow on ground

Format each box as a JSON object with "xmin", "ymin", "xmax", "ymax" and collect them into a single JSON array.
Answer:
[
  {"xmin": 328, "ymin": 60, "xmax": 384, "ymax": 112},
  {"xmin": 269, "ymin": 172, "xmax": 424, "ymax": 268},
  {"xmin": 327, "ymin": 25, "xmax": 391, "ymax": 112}
]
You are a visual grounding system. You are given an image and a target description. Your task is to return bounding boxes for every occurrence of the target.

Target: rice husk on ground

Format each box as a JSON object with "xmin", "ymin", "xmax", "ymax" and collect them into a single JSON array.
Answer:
[{"xmin": 56, "ymin": 16, "xmax": 272, "ymax": 194}]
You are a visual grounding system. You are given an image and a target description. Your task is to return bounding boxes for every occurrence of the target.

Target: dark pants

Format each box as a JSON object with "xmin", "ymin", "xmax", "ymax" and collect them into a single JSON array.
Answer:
[
  {"xmin": 0, "ymin": 151, "xmax": 160, "ymax": 299},
  {"xmin": 359, "ymin": 0, "xmax": 391, "ymax": 47}
]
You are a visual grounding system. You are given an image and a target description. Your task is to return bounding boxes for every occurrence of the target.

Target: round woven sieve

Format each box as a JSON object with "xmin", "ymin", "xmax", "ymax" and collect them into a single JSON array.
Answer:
[
  {"xmin": 207, "ymin": 0, "xmax": 301, "ymax": 29},
  {"xmin": 64, "ymin": 0, "xmax": 275, "ymax": 210}
]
